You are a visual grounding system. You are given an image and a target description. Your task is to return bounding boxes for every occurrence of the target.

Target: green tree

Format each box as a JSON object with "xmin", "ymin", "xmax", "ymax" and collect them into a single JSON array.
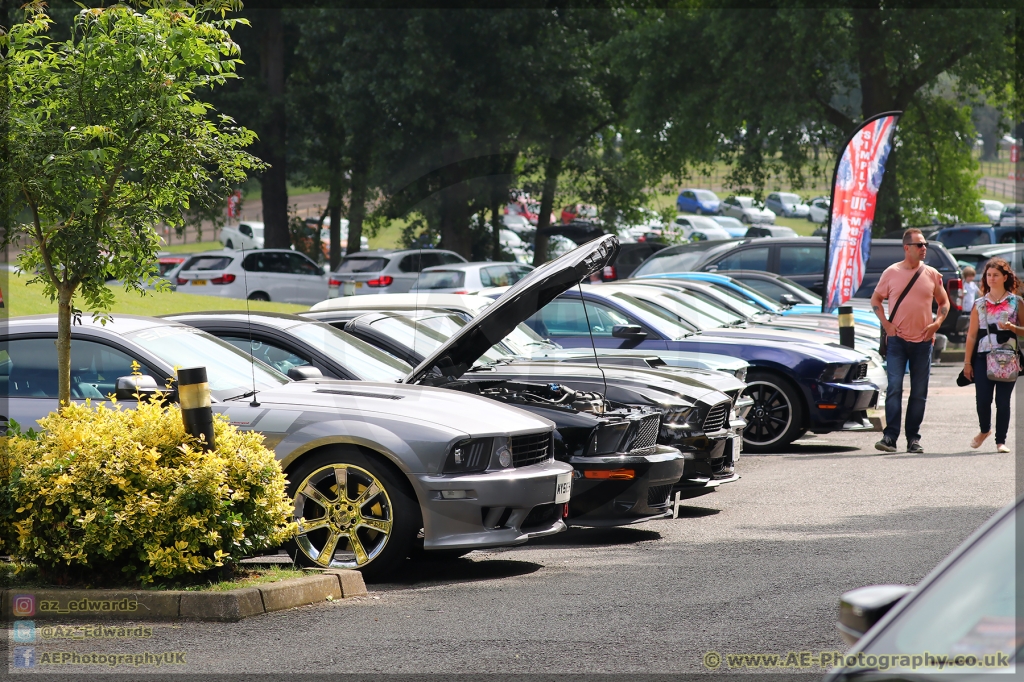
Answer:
[{"xmin": 2, "ymin": 2, "xmax": 262, "ymax": 405}]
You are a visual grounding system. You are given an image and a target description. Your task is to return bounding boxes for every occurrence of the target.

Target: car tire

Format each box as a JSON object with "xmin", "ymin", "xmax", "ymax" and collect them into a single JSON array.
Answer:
[
  {"xmin": 286, "ymin": 447, "xmax": 420, "ymax": 580},
  {"xmin": 741, "ymin": 370, "xmax": 806, "ymax": 453},
  {"xmin": 248, "ymin": 291, "xmax": 270, "ymax": 302},
  {"xmin": 225, "ymin": 239, "xmax": 234, "ymax": 250}
]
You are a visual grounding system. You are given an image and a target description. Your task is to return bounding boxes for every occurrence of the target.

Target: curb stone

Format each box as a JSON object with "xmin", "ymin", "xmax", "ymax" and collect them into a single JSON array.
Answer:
[{"xmin": 1, "ymin": 569, "xmax": 367, "ymax": 622}]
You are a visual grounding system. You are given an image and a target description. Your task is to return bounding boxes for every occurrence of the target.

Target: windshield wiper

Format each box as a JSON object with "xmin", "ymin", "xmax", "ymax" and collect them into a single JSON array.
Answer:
[{"xmin": 224, "ymin": 390, "xmax": 259, "ymax": 402}]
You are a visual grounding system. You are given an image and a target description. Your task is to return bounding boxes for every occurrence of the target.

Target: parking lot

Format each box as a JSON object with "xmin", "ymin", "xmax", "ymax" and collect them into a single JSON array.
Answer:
[{"xmin": 10, "ymin": 365, "xmax": 1011, "ymax": 677}]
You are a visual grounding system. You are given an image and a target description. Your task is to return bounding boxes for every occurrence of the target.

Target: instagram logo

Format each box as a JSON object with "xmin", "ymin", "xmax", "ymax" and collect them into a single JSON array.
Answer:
[{"xmin": 12, "ymin": 594, "xmax": 35, "ymax": 617}]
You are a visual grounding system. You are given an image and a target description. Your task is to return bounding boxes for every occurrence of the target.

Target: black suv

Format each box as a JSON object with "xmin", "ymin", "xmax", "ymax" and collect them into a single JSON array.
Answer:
[{"xmin": 632, "ymin": 236, "xmax": 964, "ymax": 334}]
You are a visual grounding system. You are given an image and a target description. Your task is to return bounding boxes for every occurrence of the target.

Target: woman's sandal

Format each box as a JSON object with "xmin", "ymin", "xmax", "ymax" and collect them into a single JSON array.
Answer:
[
  {"xmin": 971, "ymin": 432, "xmax": 991, "ymax": 449},
  {"xmin": 997, "ymin": 443, "xmax": 1010, "ymax": 453}
]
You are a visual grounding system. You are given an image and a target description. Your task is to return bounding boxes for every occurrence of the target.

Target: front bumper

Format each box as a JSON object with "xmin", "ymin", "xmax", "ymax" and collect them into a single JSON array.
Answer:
[
  {"xmin": 674, "ymin": 431, "xmax": 742, "ymax": 499},
  {"xmin": 565, "ymin": 446, "xmax": 686, "ymax": 526},
  {"xmin": 808, "ymin": 381, "xmax": 879, "ymax": 433},
  {"xmin": 413, "ymin": 459, "xmax": 574, "ymax": 550}
]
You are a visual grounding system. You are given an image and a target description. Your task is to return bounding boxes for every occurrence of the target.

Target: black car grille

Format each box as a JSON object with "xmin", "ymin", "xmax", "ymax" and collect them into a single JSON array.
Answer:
[
  {"xmin": 510, "ymin": 432, "xmax": 552, "ymax": 467},
  {"xmin": 852, "ymin": 363, "xmax": 868, "ymax": 381},
  {"xmin": 628, "ymin": 414, "xmax": 660, "ymax": 455},
  {"xmin": 702, "ymin": 402, "xmax": 730, "ymax": 433},
  {"xmin": 647, "ymin": 484, "xmax": 673, "ymax": 510}
]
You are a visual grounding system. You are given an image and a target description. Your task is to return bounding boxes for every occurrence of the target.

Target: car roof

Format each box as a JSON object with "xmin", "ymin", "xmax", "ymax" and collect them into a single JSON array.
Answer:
[
  {"xmin": 420, "ymin": 261, "xmax": 518, "ymax": 272},
  {"xmin": 340, "ymin": 248, "xmax": 462, "ymax": 258},
  {"xmin": 6, "ymin": 313, "xmax": 184, "ymax": 335},
  {"xmin": 309, "ymin": 292, "xmax": 493, "ymax": 313},
  {"xmin": 948, "ymin": 243, "xmax": 1024, "ymax": 254},
  {"xmin": 161, "ymin": 310, "xmax": 310, "ymax": 329}
]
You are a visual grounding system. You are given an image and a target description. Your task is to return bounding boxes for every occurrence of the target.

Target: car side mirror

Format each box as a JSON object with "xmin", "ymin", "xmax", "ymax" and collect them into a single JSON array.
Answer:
[
  {"xmin": 115, "ymin": 375, "xmax": 166, "ymax": 402},
  {"xmin": 612, "ymin": 324, "xmax": 647, "ymax": 340},
  {"xmin": 837, "ymin": 585, "xmax": 913, "ymax": 646},
  {"xmin": 287, "ymin": 366, "xmax": 323, "ymax": 381},
  {"xmin": 780, "ymin": 294, "xmax": 799, "ymax": 306}
]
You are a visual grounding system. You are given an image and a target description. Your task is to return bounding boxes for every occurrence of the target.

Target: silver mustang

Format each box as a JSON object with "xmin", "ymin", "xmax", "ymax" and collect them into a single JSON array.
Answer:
[{"xmin": 1, "ymin": 315, "xmax": 572, "ymax": 577}]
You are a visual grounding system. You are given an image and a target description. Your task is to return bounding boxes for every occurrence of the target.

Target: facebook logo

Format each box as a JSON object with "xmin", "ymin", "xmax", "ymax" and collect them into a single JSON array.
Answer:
[
  {"xmin": 12, "ymin": 620, "xmax": 35, "ymax": 643},
  {"xmin": 13, "ymin": 647, "xmax": 35, "ymax": 668}
]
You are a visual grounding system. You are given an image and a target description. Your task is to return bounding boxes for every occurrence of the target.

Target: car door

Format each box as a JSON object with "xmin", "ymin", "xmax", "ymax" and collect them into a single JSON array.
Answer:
[
  {"xmin": 776, "ymin": 244, "xmax": 827, "ymax": 294},
  {"xmin": 285, "ymin": 252, "xmax": 328, "ymax": 304},
  {"xmin": 238, "ymin": 223, "xmax": 258, "ymax": 249},
  {"xmin": 3, "ymin": 336, "xmax": 159, "ymax": 430},
  {"xmin": 678, "ymin": 190, "xmax": 696, "ymax": 212},
  {"xmin": 241, "ymin": 252, "xmax": 294, "ymax": 302},
  {"xmin": 765, "ymin": 193, "xmax": 782, "ymax": 215}
]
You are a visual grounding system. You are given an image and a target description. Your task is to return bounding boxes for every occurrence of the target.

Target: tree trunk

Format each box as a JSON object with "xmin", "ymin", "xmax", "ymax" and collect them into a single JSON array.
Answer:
[
  {"xmin": 259, "ymin": 9, "xmax": 289, "ymax": 249},
  {"xmin": 533, "ymin": 154, "xmax": 562, "ymax": 266},
  {"xmin": 347, "ymin": 147, "xmax": 370, "ymax": 256},
  {"xmin": 328, "ymin": 171, "xmax": 344, "ymax": 270},
  {"xmin": 56, "ymin": 284, "xmax": 74, "ymax": 407},
  {"xmin": 875, "ymin": 149, "xmax": 903, "ymax": 234},
  {"xmin": 491, "ymin": 199, "xmax": 502, "ymax": 261}
]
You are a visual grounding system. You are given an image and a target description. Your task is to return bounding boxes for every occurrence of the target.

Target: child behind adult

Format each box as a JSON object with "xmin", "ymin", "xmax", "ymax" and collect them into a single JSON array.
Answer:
[
  {"xmin": 962, "ymin": 265, "xmax": 978, "ymax": 312},
  {"xmin": 963, "ymin": 257, "xmax": 1021, "ymax": 453}
]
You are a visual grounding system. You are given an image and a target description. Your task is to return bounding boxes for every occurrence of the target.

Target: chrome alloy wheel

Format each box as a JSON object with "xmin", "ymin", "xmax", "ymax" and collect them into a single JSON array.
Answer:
[
  {"xmin": 743, "ymin": 380, "xmax": 793, "ymax": 446},
  {"xmin": 293, "ymin": 463, "xmax": 393, "ymax": 568}
]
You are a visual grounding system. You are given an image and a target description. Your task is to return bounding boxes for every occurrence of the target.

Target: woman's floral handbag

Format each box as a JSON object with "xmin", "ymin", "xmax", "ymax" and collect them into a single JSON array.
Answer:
[{"xmin": 986, "ymin": 344, "xmax": 1020, "ymax": 382}]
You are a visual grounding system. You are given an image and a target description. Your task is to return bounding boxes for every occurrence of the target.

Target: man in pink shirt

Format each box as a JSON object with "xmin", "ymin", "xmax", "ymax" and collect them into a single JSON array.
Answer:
[{"xmin": 870, "ymin": 228, "xmax": 950, "ymax": 453}]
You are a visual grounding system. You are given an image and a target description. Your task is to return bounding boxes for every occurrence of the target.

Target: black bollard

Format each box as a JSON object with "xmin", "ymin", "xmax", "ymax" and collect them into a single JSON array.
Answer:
[
  {"xmin": 178, "ymin": 366, "xmax": 215, "ymax": 451},
  {"xmin": 838, "ymin": 305, "xmax": 855, "ymax": 349}
]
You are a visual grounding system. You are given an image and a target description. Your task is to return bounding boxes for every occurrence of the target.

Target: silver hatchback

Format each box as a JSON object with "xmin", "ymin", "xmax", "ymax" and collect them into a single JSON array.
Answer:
[{"xmin": 328, "ymin": 249, "xmax": 466, "ymax": 298}]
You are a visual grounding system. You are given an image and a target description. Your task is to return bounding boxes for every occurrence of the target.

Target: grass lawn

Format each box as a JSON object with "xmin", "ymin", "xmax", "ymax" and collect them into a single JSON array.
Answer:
[
  {"xmin": 0, "ymin": 561, "xmax": 305, "ymax": 592},
  {"xmin": 2, "ymin": 272, "xmax": 308, "ymax": 317},
  {"xmin": 160, "ymin": 240, "xmax": 224, "ymax": 254}
]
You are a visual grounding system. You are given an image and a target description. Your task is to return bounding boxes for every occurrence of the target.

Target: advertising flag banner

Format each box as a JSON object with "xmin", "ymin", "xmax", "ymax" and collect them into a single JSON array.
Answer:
[{"xmin": 823, "ymin": 112, "xmax": 900, "ymax": 313}]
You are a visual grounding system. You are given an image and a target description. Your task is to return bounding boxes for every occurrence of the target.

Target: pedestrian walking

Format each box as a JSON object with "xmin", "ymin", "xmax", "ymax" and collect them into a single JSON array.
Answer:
[
  {"xmin": 962, "ymin": 265, "xmax": 978, "ymax": 312},
  {"xmin": 871, "ymin": 229, "xmax": 951, "ymax": 453},
  {"xmin": 962, "ymin": 258, "xmax": 1020, "ymax": 453}
]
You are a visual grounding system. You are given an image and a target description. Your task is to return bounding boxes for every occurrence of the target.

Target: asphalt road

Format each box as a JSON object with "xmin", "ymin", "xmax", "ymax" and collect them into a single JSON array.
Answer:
[{"xmin": 5, "ymin": 366, "xmax": 1018, "ymax": 678}]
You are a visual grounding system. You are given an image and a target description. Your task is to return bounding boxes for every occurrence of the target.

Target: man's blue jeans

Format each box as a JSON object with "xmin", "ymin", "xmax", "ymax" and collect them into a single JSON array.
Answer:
[{"xmin": 884, "ymin": 336, "xmax": 934, "ymax": 443}]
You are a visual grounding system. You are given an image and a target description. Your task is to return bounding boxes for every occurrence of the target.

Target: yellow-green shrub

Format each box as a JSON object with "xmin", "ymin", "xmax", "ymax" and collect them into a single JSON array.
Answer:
[
  {"xmin": 6, "ymin": 400, "xmax": 296, "ymax": 585},
  {"xmin": 0, "ymin": 436, "xmax": 20, "ymax": 554}
]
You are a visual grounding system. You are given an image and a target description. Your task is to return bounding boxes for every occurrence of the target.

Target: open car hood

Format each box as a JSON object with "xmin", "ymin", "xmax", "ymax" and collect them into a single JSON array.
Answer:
[{"xmin": 405, "ymin": 235, "xmax": 619, "ymax": 384}]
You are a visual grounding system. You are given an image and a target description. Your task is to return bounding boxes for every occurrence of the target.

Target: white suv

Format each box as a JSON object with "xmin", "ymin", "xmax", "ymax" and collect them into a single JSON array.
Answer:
[
  {"xmin": 175, "ymin": 249, "xmax": 328, "ymax": 304},
  {"xmin": 220, "ymin": 221, "xmax": 265, "ymax": 250}
]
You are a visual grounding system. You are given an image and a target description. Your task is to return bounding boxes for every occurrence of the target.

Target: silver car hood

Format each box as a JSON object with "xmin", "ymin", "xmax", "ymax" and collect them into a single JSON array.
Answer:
[{"xmin": 405, "ymin": 235, "xmax": 619, "ymax": 384}]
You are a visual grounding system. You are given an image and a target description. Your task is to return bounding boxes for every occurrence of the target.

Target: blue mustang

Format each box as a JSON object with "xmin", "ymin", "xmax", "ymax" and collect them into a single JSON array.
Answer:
[
  {"xmin": 636, "ymin": 271, "xmax": 881, "ymax": 330},
  {"xmin": 524, "ymin": 286, "xmax": 878, "ymax": 452}
]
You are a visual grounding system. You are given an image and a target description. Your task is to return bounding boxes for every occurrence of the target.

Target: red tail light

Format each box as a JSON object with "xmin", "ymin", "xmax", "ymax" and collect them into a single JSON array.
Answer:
[
  {"xmin": 947, "ymin": 278, "xmax": 963, "ymax": 311},
  {"xmin": 367, "ymin": 275, "xmax": 394, "ymax": 287},
  {"xmin": 453, "ymin": 289, "xmax": 469, "ymax": 294},
  {"xmin": 602, "ymin": 266, "xmax": 616, "ymax": 281},
  {"xmin": 328, "ymin": 278, "xmax": 342, "ymax": 287},
  {"xmin": 211, "ymin": 274, "xmax": 236, "ymax": 285},
  {"xmin": 177, "ymin": 277, "xmax": 187, "ymax": 285}
]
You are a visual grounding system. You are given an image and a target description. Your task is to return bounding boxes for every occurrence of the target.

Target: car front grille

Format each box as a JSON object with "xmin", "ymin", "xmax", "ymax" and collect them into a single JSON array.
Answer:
[
  {"xmin": 702, "ymin": 402, "xmax": 730, "ymax": 433},
  {"xmin": 628, "ymin": 414, "xmax": 660, "ymax": 455},
  {"xmin": 852, "ymin": 363, "xmax": 868, "ymax": 381},
  {"xmin": 522, "ymin": 503, "xmax": 559, "ymax": 529},
  {"xmin": 510, "ymin": 432, "xmax": 552, "ymax": 468},
  {"xmin": 647, "ymin": 484, "xmax": 673, "ymax": 510}
]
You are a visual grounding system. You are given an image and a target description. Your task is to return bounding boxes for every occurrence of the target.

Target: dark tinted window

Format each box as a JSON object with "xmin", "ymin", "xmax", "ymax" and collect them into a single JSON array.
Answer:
[
  {"xmin": 867, "ymin": 245, "xmax": 955, "ymax": 272},
  {"xmin": 243, "ymin": 252, "xmax": 291, "ymax": 273},
  {"xmin": 778, "ymin": 245, "xmax": 825, "ymax": 276},
  {"xmin": 937, "ymin": 229, "xmax": 991, "ymax": 248},
  {"xmin": 183, "ymin": 255, "xmax": 233, "ymax": 271},
  {"xmin": 736, "ymin": 278, "xmax": 790, "ymax": 303},
  {"xmin": 2, "ymin": 338, "xmax": 157, "ymax": 399},
  {"xmin": 287, "ymin": 253, "xmax": 322, "ymax": 276},
  {"xmin": 633, "ymin": 248, "xmax": 721, "ymax": 276},
  {"xmin": 336, "ymin": 256, "xmax": 389, "ymax": 273},
  {"xmin": 439, "ymin": 252, "xmax": 466, "ymax": 264},
  {"xmin": 711, "ymin": 246, "xmax": 769, "ymax": 271}
]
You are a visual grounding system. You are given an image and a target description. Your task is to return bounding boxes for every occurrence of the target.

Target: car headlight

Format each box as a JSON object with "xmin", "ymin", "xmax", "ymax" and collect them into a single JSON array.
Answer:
[
  {"xmin": 820, "ymin": 364, "xmax": 852, "ymax": 382},
  {"xmin": 663, "ymin": 405, "xmax": 697, "ymax": 425},
  {"xmin": 443, "ymin": 437, "xmax": 493, "ymax": 474},
  {"xmin": 733, "ymin": 367, "xmax": 748, "ymax": 383}
]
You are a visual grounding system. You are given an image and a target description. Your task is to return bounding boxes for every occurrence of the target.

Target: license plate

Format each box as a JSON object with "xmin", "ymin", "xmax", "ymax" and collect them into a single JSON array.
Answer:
[
  {"xmin": 730, "ymin": 435, "xmax": 742, "ymax": 462},
  {"xmin": 554, "ymin": 472, "xmax": 572, "ymax": 504},
  {"xmin": 355, "ymin": 281, "xmax": 363, "ymax": 289},
  {"xmin": 191, "ymin": 279, "xmax": 206, "ymax": 286},
  {"xmin": 342, "ymin": 282, "xmax": 355, "ymax": 296}
]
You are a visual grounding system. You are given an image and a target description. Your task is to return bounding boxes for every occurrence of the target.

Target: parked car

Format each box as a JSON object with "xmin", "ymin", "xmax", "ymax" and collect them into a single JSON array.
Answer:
[
  {"xmin": 174, "ymin": 249, "xmax": 328, "ymax": 304},
  {"xmin": 302, "ymin": 217, "xmax": 369, "ymax": 253},
  {"xmin": 711, "ymin": 215, "xmax": 749, "ymax": 238},
  {"xmin": 828, "ymin": 494, "xmax": 1020, "ymax": 680},
  {"xmin": 764, "ymin": 192, "xmax": 810, "ymax": 219},
  {"xmin": 157, "ymin": 253, "xmax": 188, "ymax": 277},
  {"xmin": 744, "ymin": 225, "xmax": 798, "ymax": 238},
  {"xmin": 560, "ymin": 203, "xmax": 598, "ymax": 224},
  {"xmin": 521, "ymin": 284, "xmax": 878, "ymax": 451},
  {"xmin": 220, "ymin": 221, "xmax": 265, "ymax": 250},
  {"xmin": 673, "ymin": 215, "xmax": 732, "ymax": 242},
  {"xmin": 948, "ymin": 242, "xmax": 1024, "ymax": 281},
  {"xmin": 593, "ymin": 242, "xmax": 668, "ymax": 281},
  {"xmin": 411, "ymin": 262, "xmax": 534, "ymax": 294},
  {"xmin": 720, "ymin": 195, "xmax": 775, "ymax": 224},
  {"xmin": 979, "ymin": 199, "xmax": 1005, "ymax": 225},
  {"xmin": 327, "ymin": 248, "xmax": 467, "ymax": 298},
  {"xmin": 998, "ymin": 204, "xmax": 1022, "ymax": 227},
  {"xmin": 2, "ymin": 315, "xmax": 573, "ymax": 577},
  {"xmin": 676, "ymin": 188, "xmax": 721, "ymax": 215},
  {"xmin": 632, "ymin": 237, "xmax": 965, "ymax": 336},
  {"xmin": 807, "ymin": 196, "xmax": 830, "ymax": 223},
  {"xmin": 931, "ymin": 223, "xmax": 1024, "ymax": 248},
  {"xmin": 305, "ymin": 292, "xmax": 752, "ymax": 380}
]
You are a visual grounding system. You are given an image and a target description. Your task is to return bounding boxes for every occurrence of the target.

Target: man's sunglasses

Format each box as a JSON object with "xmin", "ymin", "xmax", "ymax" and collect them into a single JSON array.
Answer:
[{"xmin": 906, "ymin": 242, "xmax": 928, "ymax": 248}]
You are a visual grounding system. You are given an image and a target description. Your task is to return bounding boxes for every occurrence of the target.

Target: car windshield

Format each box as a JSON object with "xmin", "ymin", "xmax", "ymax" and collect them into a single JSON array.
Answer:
[
  {"xmin": 675, "ymin": 288, "xmax": 753, "ymax": 322},
  {"xmin": 414, "ymin": 271, "xmax": 466, "ymax": 290},
  {"xmin": 630, "ymin": 289, "xmax": 729, "ymax": 329},
  {"xmin": 287, "ymin": 322, "xmax": 411, "ymax": 382},
  {"xmin": 736, "ymin": 197, "xmax": 753, "ymax": 208},
  {"xmin": 713, "ymin": 217, "xmax": 744, "ymax": 229},
  {"xmin": 127, "ymin": 325, "xmax": 288, "ymax": 399},
  {"xmin": 183, "ymin": 255, "xmax": 234, "ymax": 271},
  {"xmin": 779, "ymin": 193, "xmax": 801, "ymax": 203},
  {"xmin": 335, "ymin": 257, "xmax": 389, "ymax": 273},
  {"xmin": 605, "ymin": 292, "xmax": 701, "ymax": 336},
  {"xmin": 695, "ymin": 190, "xmax": 718, "ymax": 201},
  {"xmin": 860, "ymin": 508, "xmax": 1018, "ymax": 671},
  {"xmin": 632, "ymin": 250, "xmax": 708, "ymax": 276},
  {"xmin": 502, "ymin": 322, "xmax": 559, "ymax": 353},
  {"xmin": 707, "ymin": 282, "xmax": 777, "ymax": 315},
  {"xmin": 368, "ymin": 314, "xmax": 511, "ymax": 366}
]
